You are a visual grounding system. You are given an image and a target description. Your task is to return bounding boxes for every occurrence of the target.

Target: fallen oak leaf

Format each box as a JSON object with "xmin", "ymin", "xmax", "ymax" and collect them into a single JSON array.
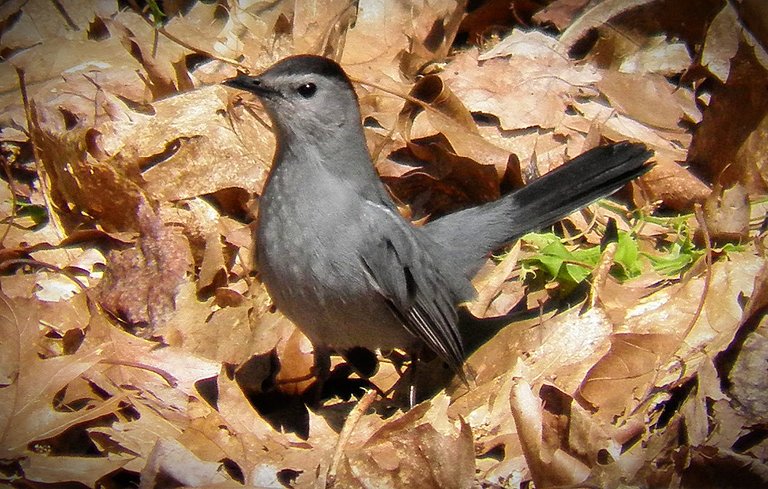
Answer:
[
  {"xmin": 337, "ymin": 393, "xmax": 475, "ymax": 489},
  {"xmin": 0, "ymin": 293, "xmax": 124, "ymax": 456}
]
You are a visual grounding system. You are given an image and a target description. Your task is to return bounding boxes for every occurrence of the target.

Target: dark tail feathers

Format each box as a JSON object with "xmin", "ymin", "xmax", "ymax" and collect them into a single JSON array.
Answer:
[{"xmin": 425, "ymin": 142, "xmax": 653, "ymax": 277}]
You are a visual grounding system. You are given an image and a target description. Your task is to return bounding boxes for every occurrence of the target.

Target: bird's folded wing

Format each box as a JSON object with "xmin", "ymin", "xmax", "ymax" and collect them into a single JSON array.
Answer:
[{"xmin": 359, "ymin": 225, "xmax": 465, "ymax": 372}]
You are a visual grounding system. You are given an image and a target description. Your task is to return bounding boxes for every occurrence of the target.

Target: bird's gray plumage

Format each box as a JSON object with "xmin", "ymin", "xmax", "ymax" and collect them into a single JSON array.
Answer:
[{"xmin": 224, "ymin": 55, "xmax": 652, "ymax": 375}]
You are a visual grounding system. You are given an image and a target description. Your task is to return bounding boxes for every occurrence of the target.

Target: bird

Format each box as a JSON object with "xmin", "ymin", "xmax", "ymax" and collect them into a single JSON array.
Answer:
[{"xmin": 224, "ymin": 54, "xmax": 652, "ymax": 397}]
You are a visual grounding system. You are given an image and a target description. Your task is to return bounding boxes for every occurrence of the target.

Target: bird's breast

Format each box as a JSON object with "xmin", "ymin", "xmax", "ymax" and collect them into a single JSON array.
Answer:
[{"xmin": 252, "ymin": 169, "xmax": 415, "ymax": 351}]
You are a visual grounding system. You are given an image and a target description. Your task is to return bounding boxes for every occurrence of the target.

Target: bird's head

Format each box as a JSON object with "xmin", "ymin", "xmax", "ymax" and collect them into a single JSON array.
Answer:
[{"xmin": 224, "ymin": 55, "xmax": 364, "ymax": 142}]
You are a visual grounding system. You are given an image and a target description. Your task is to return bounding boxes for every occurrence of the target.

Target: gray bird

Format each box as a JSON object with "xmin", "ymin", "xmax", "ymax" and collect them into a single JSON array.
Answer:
[{"xmin": 224, "ymin": 55, "xmax": 652, "ymax": 391}]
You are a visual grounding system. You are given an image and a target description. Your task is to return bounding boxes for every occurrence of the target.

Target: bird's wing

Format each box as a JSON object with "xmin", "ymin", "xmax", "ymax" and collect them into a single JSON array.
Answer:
[{"xmin": 359, "ymin": 202, "xmax": 465, "ymax": 371}]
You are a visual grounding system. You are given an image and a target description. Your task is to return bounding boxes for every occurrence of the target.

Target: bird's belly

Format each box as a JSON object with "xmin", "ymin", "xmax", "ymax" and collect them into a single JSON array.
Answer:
[{"xmin": 255, "ymin": 203, "xmax": 416, "ymax": 352}]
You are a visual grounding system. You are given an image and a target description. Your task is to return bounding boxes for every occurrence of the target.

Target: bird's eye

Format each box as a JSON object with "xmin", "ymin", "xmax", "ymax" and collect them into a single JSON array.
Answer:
[{"xmin": 297, "ymin": 82, "xmax": 317, "ymax": 98}]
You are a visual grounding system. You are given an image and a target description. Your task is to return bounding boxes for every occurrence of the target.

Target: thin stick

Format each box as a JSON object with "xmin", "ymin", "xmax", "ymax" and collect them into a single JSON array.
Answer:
[{"xmin": 322, "ymin": 389, "xmax": 377, "ymax": 488}]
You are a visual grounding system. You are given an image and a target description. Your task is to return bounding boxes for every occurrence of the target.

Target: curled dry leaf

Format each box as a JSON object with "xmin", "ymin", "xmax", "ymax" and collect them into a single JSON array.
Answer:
[
  {"xmin": 383, "ymin": 136, "xmax": 503, "ymax": 219},
  {"xmin": 510, "ymin": 380, "xmax": 591, "ymax": 488},
  {"xmin": 337, "ymin": 394, "xmax": 475, "ymax": 489},
  {"xmin": 702, "ymin": 2, "xmax": 742, "ymax": 83}
]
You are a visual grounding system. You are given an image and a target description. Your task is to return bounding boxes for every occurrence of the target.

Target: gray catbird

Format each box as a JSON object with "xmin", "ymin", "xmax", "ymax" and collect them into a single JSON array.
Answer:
[{"xmin": 224, "ymin": 55, "xmax": 652, "ymax": 383}]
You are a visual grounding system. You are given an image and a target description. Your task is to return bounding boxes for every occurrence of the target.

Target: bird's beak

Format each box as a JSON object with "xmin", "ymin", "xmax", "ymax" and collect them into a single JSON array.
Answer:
[{"xmin": 223, "ymin": 74, "xmax": 270, "ymax": 95}]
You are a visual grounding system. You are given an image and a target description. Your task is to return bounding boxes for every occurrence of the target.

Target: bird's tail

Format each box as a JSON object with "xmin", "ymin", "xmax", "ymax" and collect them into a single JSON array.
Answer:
[{"xmin": 425, "ymin": 142, "xmax": 653, "ymax": 277}]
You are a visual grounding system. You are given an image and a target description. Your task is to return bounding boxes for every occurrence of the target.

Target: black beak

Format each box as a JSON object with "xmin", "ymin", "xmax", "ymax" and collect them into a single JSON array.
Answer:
[{"xmin": 223, "ymin": 73, "xmax": 269, "ymax": 95}]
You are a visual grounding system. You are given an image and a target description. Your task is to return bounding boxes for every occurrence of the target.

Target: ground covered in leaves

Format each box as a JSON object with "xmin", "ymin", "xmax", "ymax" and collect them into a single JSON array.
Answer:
[{"xmin": 1, "ymin": 0, "xmax": 767, "ymax": 488}]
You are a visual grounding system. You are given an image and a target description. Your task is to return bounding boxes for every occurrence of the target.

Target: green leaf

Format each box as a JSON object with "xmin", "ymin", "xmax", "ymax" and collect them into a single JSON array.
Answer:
[
  {"xmin": 643, "ymin": 240, "xmax": 702, "ymax": 276},
  {"xmin": 12, "ymin": 201, "xmax": 49, "ymax": 227},
  {"xmin": 521, "ymin": 233, "xmax": 599, "ymax": 289},
  {"xmin": 612, "ymin": 231, "xmax": 642, "ymax": 279}
]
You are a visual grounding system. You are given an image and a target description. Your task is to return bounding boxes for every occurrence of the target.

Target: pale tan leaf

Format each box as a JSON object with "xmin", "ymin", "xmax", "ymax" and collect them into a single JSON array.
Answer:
[{"xmin": 21, "ymin": 453, "xmax": 130, "ymax": 487}]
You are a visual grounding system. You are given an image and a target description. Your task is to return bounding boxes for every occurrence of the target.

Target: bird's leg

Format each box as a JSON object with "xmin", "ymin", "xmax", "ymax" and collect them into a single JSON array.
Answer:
[
  {"xmin": 306, "ymin": 345, "xmax": 331, "ymax": 407},
  {"xmin": 407, "ymin": 351, "xmax": 419, "ymax": 408}
]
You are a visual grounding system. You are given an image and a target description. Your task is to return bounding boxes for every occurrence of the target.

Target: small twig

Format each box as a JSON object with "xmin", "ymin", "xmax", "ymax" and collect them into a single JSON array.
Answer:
[
  {"xmin": 274, "ymin": 371, "xmax": 316, "ymax": 385},
  {"xmin": 16, "ymin": 67, "xmax": 65, "ymax": 242},
  {"xmin": 0, "ymin": 258, "xmax": 89, "ymax": 292},
  {"xmin": 0, "ymin": 150, "xmax": 19, "ymax": 245},
  {"xmin": 350, "ymin": 77, "xmax": 431, "ymax": 112},
  {"xmin": 587, "ymin": 233, "xmax": 618, "ymax": 310},
  {"xmin": 560, "ymin": 204, "xmax": 602, "ymax": 244},
  {"xmin": 99, "ymin": 358, "xmax": 178, "ymax": 388},
  {"xmin": 684, "ymin": 204, "xmax": 713, "ymax": 341},
  {"xmin": 322, "ymin": 389, "xmax": 378, "ymax": 488},
  {"xmin": 125, "ymin": 0, "xmax": 246, "ymax": 69},
  {"xmin": 152, "ymin": 25, "xmax": 160, "ymax": 58}
]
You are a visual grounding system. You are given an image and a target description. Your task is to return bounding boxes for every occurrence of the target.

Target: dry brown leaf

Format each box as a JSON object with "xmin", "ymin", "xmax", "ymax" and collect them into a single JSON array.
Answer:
[
  {"xmin": 447, "ymin": 37, "xmax": 601, "ymax": 132},
  {"xmin": 291, "ymin": 0, "xmax": 357, "ymax": 58},
  {"xmin": 702, "ymin": 3, "xmax": 741, "ymax": 83},
  {"xmin": 177, "ymin": 372, "xmax": 323, "ymax": 488},
  {"xmin": 106, "ymin": 17, "xmax": 182, "ymax": 98},
  {"xmin": 198, "ymin": 230, "xmax": 228, "ymax": 292},
  {"xmin": 559, "ymin": 0, "xmax": 658, "ymax": 49},
  {"xmin": 510, "ymin": 380, "xmax": 591, "ymax": 488},
  {"xmin": 88, "ymin": 400, "xmax": 184, "ymax": 474},
  {"xmin": 158, "ymin": 282, "xmax": 258, "ymax": 365},
  {"xmin": 31, "ymin": 114, "xmax": 150, "ymax": 232},
  {"xmin": 0, "ymin": 294, "xmax": 120, "ymax": 457},
  {"xmin": 211, "ymin": 1, "xmax": 294, "ymax": 69},
  {"xmin": 275, "ymin": 328, "xmax": 316, "ymax": 396},
  {"xmin": 688, "ymin": 29, "xmax": 768, "ymax": 193},
  {"xmin": 581, "ymin": 253, "xmax": 764, "ymax": 419},
  {"xmin": 572, "ymin": 99, "xmax": 689, "ymax": 160},
  {"xmin": 451, "ymin": 367, "xmax": 523, "ymax": 483},
  {"xmin": 702, "ymin": 183, "xmax": 751, "ymax": 242},
  {"xmin": 578, "ymin": 332, "xmax": 673, "ymax": 417},
  {"xmin": 83, "ymin": 301, "xmax": 220, "ymax": 415},
  {"xmin": 468, "ymin": 242, "xmax": 521, "ymax": 318},
  {"xmin": 635, "ymin": 154, "xmax": 711, "ymax": 211},
  {"xmin": 141, "ymin": 437, "xmax": 230, "ymax": 487},
  {"xmin": 617, "ymin": 35, "xmax": 693, "ymax": 76},
  {"xmin": 342, "ymin": 0, "xmax": 461, "ymax": 84},
  {"xmin": 383, "ymin": 136, "xmax": 502, "ymax": 219},
  {"xmin": 724, "ymin": 260, "xmax": 768, "ymax": 423},
  {"xmin": 533, "ymin": 0, "xmax": 591, "ymax": 30},
  {"xmin": 0, "ymin": 1, "xmax": 141, "ymax": 135},
  {"xmin": 107, "ymin": 85, "xmax": 272, "ymax": 200},
  {"xmin": 21, "ymin": 453, "xmax": 130, "ymax": 487},
  {"xmin": 512, "ymin": 306, "xmax": 616, "ymax": 393},
  {"xmin": 397, "ymin": 74, "xmax": 518, "ymax": 183},
  {"xmin": 338, "ymin": 393, "xmax": 475, "ymax": 489},
  {"xmin": 401, "ymin": 75, "xmax": 479, "ymax": 137},
  {"xmin": 597, "ymin": 71, "xmax": 694, "ymax": 130}
]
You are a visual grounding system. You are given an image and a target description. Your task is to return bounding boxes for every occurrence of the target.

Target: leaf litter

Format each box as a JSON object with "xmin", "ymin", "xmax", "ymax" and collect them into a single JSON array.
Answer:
[{"xmin": 0, "ymin": 0, "xmax": 767, "ymax": 487}]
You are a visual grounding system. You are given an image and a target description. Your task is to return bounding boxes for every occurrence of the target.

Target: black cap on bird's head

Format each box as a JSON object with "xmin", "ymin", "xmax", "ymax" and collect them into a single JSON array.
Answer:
[
  {"xmin": 223, "ymin": 55, "xmax": 354, "ymax": 98},
  {"xmin": 261, "ymin": 55, "xmax": 351, "ymax": 84}
]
